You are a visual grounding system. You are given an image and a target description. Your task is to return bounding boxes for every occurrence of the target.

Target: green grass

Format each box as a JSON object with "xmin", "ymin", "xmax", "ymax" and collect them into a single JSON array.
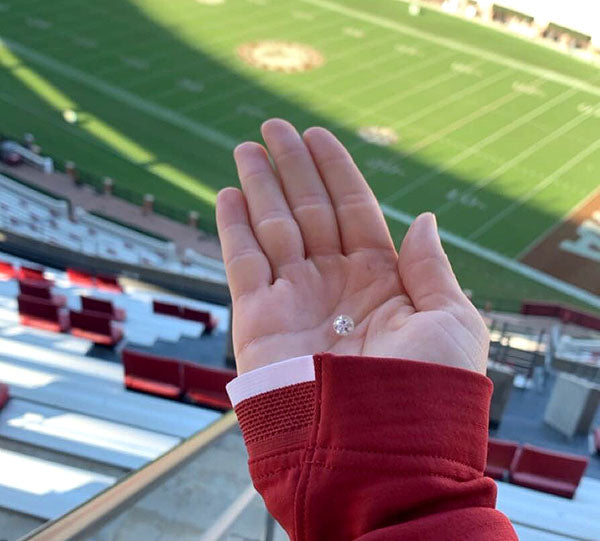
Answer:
[{"xmin": 0, "ymin": 0, "xmax": 598, "ymax": 309}]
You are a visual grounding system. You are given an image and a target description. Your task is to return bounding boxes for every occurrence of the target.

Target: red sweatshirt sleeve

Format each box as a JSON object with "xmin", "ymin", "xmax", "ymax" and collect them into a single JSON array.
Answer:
[{"xmin": 233, "ymin": 353, "xmax": 518, "ymax": 540}]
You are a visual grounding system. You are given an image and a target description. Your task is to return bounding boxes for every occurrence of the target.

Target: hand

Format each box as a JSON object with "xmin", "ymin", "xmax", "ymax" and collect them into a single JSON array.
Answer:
[{"xmin": 216, "ymin": 119, "xmax": 489, "ymax": 375}]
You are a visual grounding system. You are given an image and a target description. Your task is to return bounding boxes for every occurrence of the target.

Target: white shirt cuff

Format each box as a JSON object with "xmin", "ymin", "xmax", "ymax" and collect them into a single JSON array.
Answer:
[{"xmin": 226, "ymin": 355, "xmax": 316, "ymax": 407}]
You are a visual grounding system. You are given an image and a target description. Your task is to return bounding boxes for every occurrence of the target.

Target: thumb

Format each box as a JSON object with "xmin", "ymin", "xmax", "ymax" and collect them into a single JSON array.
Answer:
[{"xmin": 398, "ymin": 213, "xmax": 466, "ymax": 312}]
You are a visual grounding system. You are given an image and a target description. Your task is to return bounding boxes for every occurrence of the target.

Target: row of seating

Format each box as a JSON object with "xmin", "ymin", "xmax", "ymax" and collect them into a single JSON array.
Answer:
[
  {"xmin": 123, "ymin": 349, "xmax": 235, "ymax": 410},
  {"xmin": 0, "ymin": 260, "xmax": 123, "ymax": 294},
  {"xmin": 0, "ymin": 172, "xmax": 226, "ymax": 281},
  {"xmin": 153, "ymin": 300, "xmax": 217, "ymax": 334},
  {"xmin": 0, "ymin": 262, "xmax": 51, "ymax": 285},
  {"xmin": 486, "ymin": 438, "xmax": 589, "ymax": 499},
  {"xmin": 67, "ymin": 267, "xmax": 122, "ymax": 292},
  {"xmin": 17, "ymin": 295, "xmax": 123, "ymax": 346},
  {"xmin": 521, "ymin": 301, "xmax": 600, "ymax": 331}
]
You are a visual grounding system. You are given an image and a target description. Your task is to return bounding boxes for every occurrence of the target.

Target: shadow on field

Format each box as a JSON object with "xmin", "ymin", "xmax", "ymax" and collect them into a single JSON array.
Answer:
[{"xmin": 0, "ymin": 0, "xmax": 591, "ymax": 305}]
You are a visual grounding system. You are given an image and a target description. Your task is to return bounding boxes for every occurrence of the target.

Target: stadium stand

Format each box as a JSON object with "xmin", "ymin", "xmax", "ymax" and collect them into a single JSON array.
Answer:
[
  {"xmin": 0, "ymin": 248, "xmax": 226, "ymax": 527},
  {"xmin": 0, "ymin": 252, "xmax": 227, "ymax": 347},
  {"xmin": 0, "ymin": 173, "xmax": 225, "ymax": 281}
]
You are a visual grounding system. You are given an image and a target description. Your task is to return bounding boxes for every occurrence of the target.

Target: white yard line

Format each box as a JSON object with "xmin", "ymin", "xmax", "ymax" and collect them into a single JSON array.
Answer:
[
  {"xmin": 229, "ymin": 39, "xmax": 454, "ymax": 138},
  {"xmin": 198, "ymin": 484, "xmax": 257, "ymax": 541},
  {"xmin": 345, "ymin": 64, "xmax": 459, "ymax": 124},
  {"xmin": 221, "ymin": 49, "xmax": 455, "ymax": 131},
  {"xmin": 436, "ymin": 106, "xmax": 592, "ymax": 214},
  {"xmin": 470, "ymin": 138, "xmax": 600, "ymax": 240},
  {"xmin": 515, "ymin": 185, "xmax": 600, "ymax": 260},
  {"xmin": 91, "ymin": 2, "xmax": 296, "ymax": 80},
  {"xmin": 405, "ymin": 86, "xmax": 520, "ymax": 154},
  {"xmin": 66, "ymin": 1, "xmax": 287, "ymax": 70},
  {"xmin": 389, "ymin": 68, "xmax": 511, "ymax": 131},
  {"xmin": 0, "ymin": 38, "xmax": 238, "ymax": 150},
  {"xmin": 385, "ymin": 85, "xmax": 578, "ymax": 203},
  {"xmin": 330, "ymin": 49, "xmax": 455, "ymax": 102},
  {"xmin": 381, "ymin": 204, "xmax": 600, "ymax": 309},
  {"xmin": 299, "ymin": 0, "xmax": 600, "ymax": 98}
]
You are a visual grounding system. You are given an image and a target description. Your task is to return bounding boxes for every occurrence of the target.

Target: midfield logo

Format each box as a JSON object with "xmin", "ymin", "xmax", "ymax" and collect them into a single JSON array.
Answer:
[{"xmin": 237, "ymin": 41, "xmax": 325, "ymax": 73}]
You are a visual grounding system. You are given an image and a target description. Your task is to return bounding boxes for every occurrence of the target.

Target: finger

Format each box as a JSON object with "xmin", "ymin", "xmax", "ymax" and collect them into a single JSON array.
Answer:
[
  {"xmin": 303, "ymin": 127, "xmax": 394, "ymax": 255},
  {"xmin": 234, "ymin": 142, "xmax": 305, "ymax": 273},
  {"xmin": 261, "ymin": 119, "xmax": 341, "ymax": 257},
  {"xmin": 398, "ymin": 212, "xmax": 466, "ymax": 312},
  {"xmin": 216, "ymin": 187, "xmax": 272, "ymax": 299}
]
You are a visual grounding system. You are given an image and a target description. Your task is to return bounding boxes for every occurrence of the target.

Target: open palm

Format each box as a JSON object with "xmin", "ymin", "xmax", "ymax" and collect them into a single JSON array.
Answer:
[{"xmin": 216, "ymin": 119, "xmax": 488, "ymax": 375}]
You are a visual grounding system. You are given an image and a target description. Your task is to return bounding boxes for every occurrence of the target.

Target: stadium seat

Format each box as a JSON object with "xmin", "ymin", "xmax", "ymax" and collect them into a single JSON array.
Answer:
[
  {"xmin": 19, "ymin": 280, "xmax": 66, "ymax": 307},
  {"xmin": 509, "ymin": 444, "xmax": 588, "ymax": 499},
  {"xmin": 485, "ymin": 438, "xmax": 519, "ymax": 480},
  {"xmin": 96, "ymin": 274, "xmax": 122, "ymax": 293},
  {"xmin": 153, "ymin": 300, "xmax": 182, "ymax": 317},
  {"xmin": 69, "ymin": 310, "xmax": 123, "ymax": 346},
  {"xmin": 182, "ymin": 363, "xmax": 236, "ymax": 410},
  {"xmin": 81, "ymin": 296, "xmax": 126, "ymax": 321},
  {"xmin": 122, "ymin": 349, "xmax": 183, "ymax": 400},
  {"xmin": 17, "ymin": 265, "xmax": 51, "ymax": 285},
  {"xmin": 67, "ymin": 267, "xmax": 95, "ymax": 287},
  {"xmin": 17, "ymin": 294, "xmax": 69, "ymax": 333},
  {"xmin": 0, "ymin": 382, "xmax": 9, "ymax": 410},
  {"xmin": 0, "ymin": 260, "xmax": 15, "ymax": 280},
  {"xmin": 182, "ymin": 307, "xmax": 216, "ymax": 334}
]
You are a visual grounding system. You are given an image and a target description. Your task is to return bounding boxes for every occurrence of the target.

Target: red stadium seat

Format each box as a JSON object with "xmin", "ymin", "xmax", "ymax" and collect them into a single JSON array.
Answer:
[
  {"xmin": 19, "ymin": 281, "xmax": 66, "ymax": 307},
  {"xmin": 181, "ymin": 307, "xmax": 217, "ymax": 334},
  {"xmin": 0, "ymin": 382, "xmax": 10, "ymax": 410},
  {"xmin": 17, "ymin": 295, "xmax": 69, "ymax": 333},
  {"xmin": 153, "ymin": 300, "xmax": 182, "ymax": 317},
  {"xmin": 17, "ymin": 265, "xmax": 51, "ymax": 285},
  {"xmin": 96, "ymin": 274, "xmax": 122, "ymax": 292},
  {"xmin": 182, "ymin": 362, "xmax": 236, "ymax": 410},
  {"xmin": 509, "ymin": 444, "xmax": 588, "ymax": 499},
  {"xmin": 485, "ymin": 438, "xmax": 519, "ymax": 480},
  {"xmin": 67, "ymin": 268, "xmax": 95, "ymax": 287},
  {"xmin": 69, "ymin": 310, "xmax": 123, "ymax": 346},
  {"xmin": 81, "ymin": 296, "xmax": 126, "ymax": 321},
  {"xmin": 0, "ymin": 261, "xmax": 15, "ymax": 280},
  {"xmin": 122, "ymin": 349, "xmax": 182, "ymax": 400}
]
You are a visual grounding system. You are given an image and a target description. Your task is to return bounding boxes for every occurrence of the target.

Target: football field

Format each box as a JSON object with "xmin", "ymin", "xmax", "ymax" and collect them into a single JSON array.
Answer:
[{"xmin": 0, "ymin": 0, "xmax": 598, "ymax": 308}]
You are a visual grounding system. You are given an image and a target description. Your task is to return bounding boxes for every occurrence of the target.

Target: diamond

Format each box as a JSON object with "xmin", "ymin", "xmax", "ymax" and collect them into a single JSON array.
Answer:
[{"xmin": 333, "ymin": 314, "xmax": 354, "ymax": 336}]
